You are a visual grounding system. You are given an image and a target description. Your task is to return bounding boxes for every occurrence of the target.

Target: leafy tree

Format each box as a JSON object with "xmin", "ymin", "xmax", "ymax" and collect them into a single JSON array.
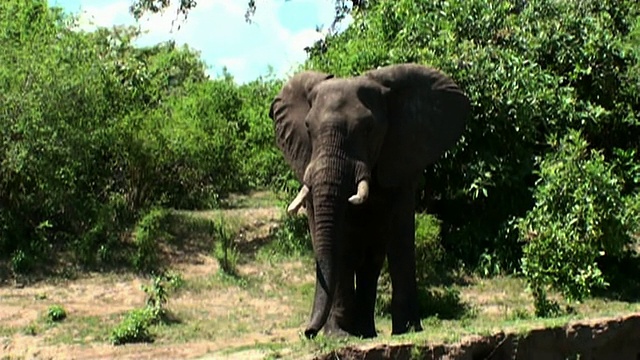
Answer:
[
  {"xmin": 128, "ymin": 0, "xmax": 366, "ymax": 29},
  {"xmin": 236, "ymin": 76, "xmax": 293, "ymax": 190},
  {"xmin": 0, "ymin": 0, "xmax": 262, "ymax": 270}
]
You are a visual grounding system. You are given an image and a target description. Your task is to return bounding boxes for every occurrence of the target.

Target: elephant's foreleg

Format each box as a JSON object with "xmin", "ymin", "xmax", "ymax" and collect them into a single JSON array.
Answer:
[
  {"xmin": 354, "ymin": 248, "xmax": 384, "ymax": 338},
  {"xmin": 324, "ymin": 252, "xmax": 356, "ymax": 336},
  {"xmin": 352, "ymin": 207, "xmax": 388, "ymax": 338},
  {"xmin": 388, "ymin": 186, "xmax": 423, "ymax": 335}
]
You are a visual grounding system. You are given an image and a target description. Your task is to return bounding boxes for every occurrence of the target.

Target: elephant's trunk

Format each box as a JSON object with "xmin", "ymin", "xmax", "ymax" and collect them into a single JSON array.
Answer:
[
  {"xmin": 304, "ymin": 129, "xmax": 372, "ymax": 338},
  {"xmin": 304, "ymin": 155, "xmax": 347, "ymax": 338},
  {"xmin": 303, "ymin": 127, "xmax": 364, "ymax": 336}
]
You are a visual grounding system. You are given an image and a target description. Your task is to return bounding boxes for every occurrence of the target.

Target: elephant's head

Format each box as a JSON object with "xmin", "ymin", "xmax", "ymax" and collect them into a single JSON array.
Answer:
[{"xmin": 269, "ymin": 63, "xmax": 470, "ymax": 338}]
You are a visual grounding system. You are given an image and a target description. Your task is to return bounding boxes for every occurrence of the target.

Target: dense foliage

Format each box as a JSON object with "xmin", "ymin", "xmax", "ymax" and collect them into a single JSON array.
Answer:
[
  {"xmin": 305, "ymin": 0, "xmax": 640, "ymax": 307},
  {"xmin": 0, "ymin": 0, "xmax": 284, "ymax": 272}
]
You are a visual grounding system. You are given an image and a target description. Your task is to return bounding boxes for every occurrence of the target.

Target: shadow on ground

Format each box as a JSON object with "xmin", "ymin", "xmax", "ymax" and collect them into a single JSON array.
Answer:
[{"xmin": 595, "ymin": 252, "xmax": 640, "ymax": 302}]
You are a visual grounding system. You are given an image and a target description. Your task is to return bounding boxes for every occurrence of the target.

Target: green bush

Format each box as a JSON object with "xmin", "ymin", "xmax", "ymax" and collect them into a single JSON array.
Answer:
[
  {"xmin": 263, "ymin": 214, "xmax": 313, "ymax": 258},
  {"xmin": 110, "ymin": 307, "xmax": 156, "ymax": 345},
  {"xmin": 518, "ymin": 130, "xmax": 639, "ymax": 313},
  {"xmin": 0, "ymin": 0, "xmax": 282, "ymax": 272},
  {"xmin": 111, "ymin": 272, "xmax": 179, "ymax": 345},
  {"xmin": 45, "ymin": 305, "xmax": 67, "ymax": 323},
  {"xmin": 236, "ymin": 76, "xmax": 292, "ymax": 190},
  {"xmin": 132, "ymin": 208, "xmax": 172, "ymax": 273},
  {"xmin": 414, "ymin": 213, "xmax": 445, "ymax": 281}
]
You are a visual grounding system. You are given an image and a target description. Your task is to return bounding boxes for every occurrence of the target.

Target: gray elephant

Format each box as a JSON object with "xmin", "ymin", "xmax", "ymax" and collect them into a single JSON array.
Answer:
[{"xmin": 268, "ymin": 63, "xmax": 470, "ymax": 338}]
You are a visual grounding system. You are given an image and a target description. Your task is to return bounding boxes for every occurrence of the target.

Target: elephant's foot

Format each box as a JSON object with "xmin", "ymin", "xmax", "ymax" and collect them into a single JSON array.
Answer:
[
  {"xmin": 355, "ymin": 324, "xmax": 377, "ymax": 339},
  {"xmin": 322, "ymin": 324, "xmax": 352, "ymax": 338},
  {"xmin": 354, "ymin": 312, "xmax": 377, "ymax": 338},
  {"xmin": 323, "ymin": 314, "xmax": 357, "ymax": 338},
  {"xmin": 391, "ymin": 319, "xmax": 423, "ymax": 335},
  {"xmin": 324, "ymin": 318, "xmax": 377, "ymax": 338}
]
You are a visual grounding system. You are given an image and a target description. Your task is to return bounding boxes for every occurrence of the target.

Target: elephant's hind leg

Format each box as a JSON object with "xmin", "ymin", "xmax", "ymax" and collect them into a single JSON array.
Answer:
[{"xmin": 388, "ymin": 185, "xmax": 423, "ymax": 335}]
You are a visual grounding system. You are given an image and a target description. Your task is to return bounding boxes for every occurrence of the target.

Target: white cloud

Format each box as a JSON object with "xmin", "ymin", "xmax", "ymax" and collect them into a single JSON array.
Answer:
[{"xmin": 72, "ymin": 0, "xmax": 342, "ymax": 83}]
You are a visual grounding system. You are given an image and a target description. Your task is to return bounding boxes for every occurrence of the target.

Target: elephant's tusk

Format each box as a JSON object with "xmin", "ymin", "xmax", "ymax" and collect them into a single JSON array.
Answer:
[
  {"xmin": 348, "ymin": 179, "xmax": 369, "ymax": 205},
  {"xmin": 287, "ymin": 185, "xmax": 310, "ymax": 215}
]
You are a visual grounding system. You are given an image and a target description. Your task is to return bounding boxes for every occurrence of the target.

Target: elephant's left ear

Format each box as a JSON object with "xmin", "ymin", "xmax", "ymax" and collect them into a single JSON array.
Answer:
[
  {"xmin": 269, "ymin": 71, "xmax": 334, "ymax": 183},
  {"xmin": 365, "ymin": 63, "xmax": 471, "ymax": 188}
]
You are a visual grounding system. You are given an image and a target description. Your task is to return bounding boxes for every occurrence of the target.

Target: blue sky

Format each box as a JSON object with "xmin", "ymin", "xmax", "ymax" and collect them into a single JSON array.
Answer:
[{"xmin": 48, "ymin": 0, "xmax": 346, "ymax": 83}]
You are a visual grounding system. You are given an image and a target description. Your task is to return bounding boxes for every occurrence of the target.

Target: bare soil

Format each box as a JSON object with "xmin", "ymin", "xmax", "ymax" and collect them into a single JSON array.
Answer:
[
  {"xmin": 0, "ymin": 196, "xmax": 299, "ymax": 360},
  {"xmin": 1, "ymin": 191, "xmax": 639, "ymax": 360}
]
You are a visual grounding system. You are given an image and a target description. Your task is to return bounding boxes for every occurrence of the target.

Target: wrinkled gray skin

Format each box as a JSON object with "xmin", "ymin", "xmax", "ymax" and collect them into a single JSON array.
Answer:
[{"xmin": 269, "ymin": 63, "xmax": 470, "ymax": 339}]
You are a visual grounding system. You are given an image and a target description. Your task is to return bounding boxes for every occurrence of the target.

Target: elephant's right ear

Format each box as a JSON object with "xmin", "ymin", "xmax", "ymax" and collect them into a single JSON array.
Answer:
[
  {"xmin": 269, "ymin": 71, "xmax": 334, "ymax": 182},
  {"xmin": 365, "ymin": 64, "xmax": 470, "ymax": 188}
]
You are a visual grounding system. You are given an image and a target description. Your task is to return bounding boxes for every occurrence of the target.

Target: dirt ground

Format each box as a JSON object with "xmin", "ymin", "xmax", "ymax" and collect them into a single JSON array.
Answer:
[{"xmin": 0, "ymin": 200, "xmax": 301, "ymax": 360}]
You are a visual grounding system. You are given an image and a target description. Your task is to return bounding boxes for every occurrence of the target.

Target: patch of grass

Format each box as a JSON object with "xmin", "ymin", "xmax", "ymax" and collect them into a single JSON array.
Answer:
[
  {"xmin": 152, "ymin": 258, "xmax": 313, "ymax": 346},
  {"xmin": 221, "ymin": 191, "xmax": 280, "ymax": 209},
  {"xmin": 47, "ymin": 315, "xmax": 112, "ymax": 345},
  {"xmin": 22, "ymin": 323, "xmax": 39, "ymax": 336},
  {"xmin": 214, "ymin": 271, "xmax": 250, "ymax": 288},
  {"xmin": 0, "ymin": 325, "xmax": 16, "ymax": 337},
  {"xmin": 507, "ymin": 308, "xmax": 532, "ymax": 321}
]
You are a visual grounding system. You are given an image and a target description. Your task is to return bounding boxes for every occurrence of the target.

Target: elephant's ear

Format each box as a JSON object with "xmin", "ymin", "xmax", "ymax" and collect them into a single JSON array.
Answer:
[
  {"xmin": 365, "ymin": 63, "xmax": 471, "ymax": 188},
  {"xmin": 269, "ymin": 71, "xmax": 334, "ymax": 182}
]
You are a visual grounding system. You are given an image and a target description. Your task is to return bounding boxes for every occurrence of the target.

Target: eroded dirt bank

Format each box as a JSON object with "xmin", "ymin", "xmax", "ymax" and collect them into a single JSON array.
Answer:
[{"xmin": 317, "ymin": 314, "xmax": 640, "ymax": 360}]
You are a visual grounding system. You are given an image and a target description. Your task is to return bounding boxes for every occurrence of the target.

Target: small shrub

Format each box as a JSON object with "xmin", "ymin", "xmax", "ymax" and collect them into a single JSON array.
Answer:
[
  {"xmin": 163, "ymin": 270, "xmax": 185, "ymax": 291},
  {"xmin": 110, "ymin": 307, "xmax": 155, "ymax": 345},
  {"xmin": 132, "ymin": 208, "xmax": 172, "ymax": 273},
  {"xmin": 10, "ymin": 249, "xmax": 34, "ymax": 274},
  {"xmin": 414, "ymin": 213, "xmax": 444, "ymax": 281},
  {"xmin": 265, "ymin": 214, "xmax": 312, "ymax": 257},
  {"xmin": 213, "ymin": 218, "xmax": 239, "ymax": 276},
  {"xmin": 46, "ymin": 305, "xmax": 67, "ymax": 323},
  {"xmin": 111, "ymin": 273, "xmax": 180, "ymax": 345},
  {"xmin": 141, "ymin": 271, "xmax": 182, "ymax": 322},
  {"xmin": 518, "ymin": 130, "xmax": 639, "ymax": 314}
]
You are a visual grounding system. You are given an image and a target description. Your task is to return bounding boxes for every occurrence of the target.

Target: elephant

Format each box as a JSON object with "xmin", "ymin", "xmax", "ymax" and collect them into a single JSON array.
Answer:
[{"xmin": 268, "ymin": 63, "xmax": 470, "ymax": 339}]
